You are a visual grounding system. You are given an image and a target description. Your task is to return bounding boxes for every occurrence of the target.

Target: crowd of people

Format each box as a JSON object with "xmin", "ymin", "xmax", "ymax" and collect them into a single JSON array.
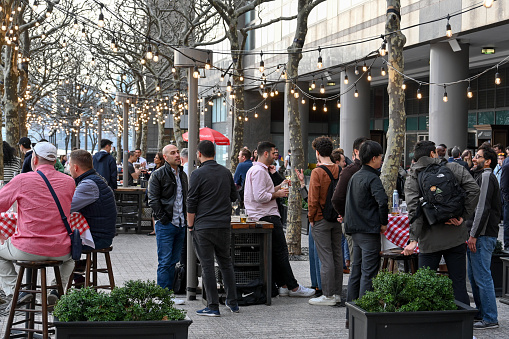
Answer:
[{"xmin": 1, "ymin": 135, "xmax": 506, "ymax": 330}]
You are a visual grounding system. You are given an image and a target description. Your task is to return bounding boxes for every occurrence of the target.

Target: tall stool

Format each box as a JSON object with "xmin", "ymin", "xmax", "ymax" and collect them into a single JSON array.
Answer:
[
  {"xmin": 67, "ymin": 246, "xmax": 115, "ymax": 291},
  {"xmin": 4, "ymin": 260, "xmax": 64, "ymax": 339},
  {"xmin": 380, "ymin": 248, "xmax": 419, "ymax": 274}
]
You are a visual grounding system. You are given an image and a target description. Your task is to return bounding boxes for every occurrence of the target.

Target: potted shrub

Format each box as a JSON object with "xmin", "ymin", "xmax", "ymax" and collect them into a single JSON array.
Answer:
[
  {"xmin": 53, "ymin": 280, "xmax": 192, "ymax": 339},
  {"xmin": 346, "ymin": 268, "xmax": 477, "ymax": 339}
]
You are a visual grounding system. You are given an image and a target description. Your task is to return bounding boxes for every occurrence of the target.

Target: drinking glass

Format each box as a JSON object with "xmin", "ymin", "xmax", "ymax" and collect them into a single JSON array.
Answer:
[{"xmin": 239, "ymin": 209, "xmax": 247, "ymax": 223}]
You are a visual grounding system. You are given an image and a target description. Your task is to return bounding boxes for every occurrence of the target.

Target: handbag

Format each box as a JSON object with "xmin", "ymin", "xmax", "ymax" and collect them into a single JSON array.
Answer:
[{"xmin": 37, "ymin": 170, "xmax": 82, "ymax": 260}]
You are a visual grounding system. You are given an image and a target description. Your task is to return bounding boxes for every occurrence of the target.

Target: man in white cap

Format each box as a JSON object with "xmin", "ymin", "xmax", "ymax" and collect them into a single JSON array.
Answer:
[{"xmin": 0, "ymin": 142, "xmax": 76, "ymax": 306}]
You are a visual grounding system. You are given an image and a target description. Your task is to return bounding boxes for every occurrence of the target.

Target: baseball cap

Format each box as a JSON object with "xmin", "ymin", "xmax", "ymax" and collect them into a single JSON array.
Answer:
[
  {"xmin": 18, "ymin": 137, "xmax": 32, "ymax": 149},
  {"xmin": 33, "ymin": 142, "xmax": 57, "ymax": 161}
]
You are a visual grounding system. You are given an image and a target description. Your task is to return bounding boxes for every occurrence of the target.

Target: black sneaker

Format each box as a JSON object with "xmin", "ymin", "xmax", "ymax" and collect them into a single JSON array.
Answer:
[
  {"xmin": 47, "ymin": 290, "xmax": 60, "ymax": 307},
  {"xmin": 17, "ymin": 292, "xmax": 33, "ymax": 306},
  {"xmin": 314, "ymin": 289, "xmax": 323, "ymax": 298},
  {"xmin": 473, "ymin": 321, "xmax": 499, "ymax": 330}
]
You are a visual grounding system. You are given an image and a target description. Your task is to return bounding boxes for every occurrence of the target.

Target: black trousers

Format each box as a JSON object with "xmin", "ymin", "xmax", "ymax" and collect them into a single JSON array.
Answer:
[
  {"xmin": 418, "ymin": 243, "xmax": 470, "ymax": 305},
  {"xmin": 260, "ymin": 215, "xmax": 299, "ymax": 290}
]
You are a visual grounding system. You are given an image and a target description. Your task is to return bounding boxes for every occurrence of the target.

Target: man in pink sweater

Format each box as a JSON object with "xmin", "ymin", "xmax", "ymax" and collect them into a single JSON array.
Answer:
[{"xmin": 0, "ymin": 142, "xmax": 75, "ymax": 305}]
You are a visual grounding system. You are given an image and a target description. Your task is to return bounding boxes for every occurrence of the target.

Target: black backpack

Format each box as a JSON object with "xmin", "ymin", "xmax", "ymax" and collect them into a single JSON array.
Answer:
[
  {"xmin": 318, "ymin": 165, "xmax": 340, "ymax": 222},
  {"xmin": 414, "ymin": 161, "xmax": 466, "ymax": 225}
]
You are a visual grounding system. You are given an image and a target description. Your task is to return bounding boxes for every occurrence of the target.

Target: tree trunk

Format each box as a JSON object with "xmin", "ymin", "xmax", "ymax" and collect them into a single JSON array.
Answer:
[
  {"xmin": 229, "ymin": 73, "xmax": 245, "ymax": 174},
  {"xmin": 380, "ymin": 0, "xmax": 406, "ymax": 204},
  {"xmin": 136, "ymin": 114, "xmax": 142, "ymax": 150},
  {"xmin": 4, "ymin": 46, "xmax": 20, "ymax": 147},
  {"xmin": 158, "ymin": 114, "xmax": 166, "ymax": 151},
  {"xmin": 141, "ymin": 116, "xmax": 149, "ymax": 158},
  {"xmin": 117, "ymin": 133, "xmax": 123, "ymax": 164}
]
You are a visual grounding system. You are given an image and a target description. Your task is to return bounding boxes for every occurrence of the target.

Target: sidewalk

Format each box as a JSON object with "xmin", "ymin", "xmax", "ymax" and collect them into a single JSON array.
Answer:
[{"xmin": 1, "ymin": 231, "xmax": 508, "ymax": 338}]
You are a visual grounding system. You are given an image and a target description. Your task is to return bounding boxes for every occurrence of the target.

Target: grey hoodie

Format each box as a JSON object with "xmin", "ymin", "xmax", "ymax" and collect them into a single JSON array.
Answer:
[{"xmin": 404, "ymin": 157, "xmax": 480, "ymax": 253}]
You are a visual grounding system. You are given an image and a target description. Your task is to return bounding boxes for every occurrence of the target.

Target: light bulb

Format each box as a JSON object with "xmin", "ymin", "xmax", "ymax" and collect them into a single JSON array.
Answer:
[
  {"xmin": 355, "ymin": 67, "xmax": 359, "ymax": 75},
  {"xmin": 467, "ymin": 86, "xmax": 473, "ymax": 98},
  {"xmin": 98, "ymin": 13, "xmax": 104, "ymax": 28},
  {"xmin": 33, "ymin": 0, "xmax": 39, "ymax": 11},
  {"xmin": 312, "ymin": 102, "xmax": 317, "ymax": 111},
  {"xmin": 320, "ymin": 84, "xmax": 325, "ymax": 94},
  {"xmin": 81, "ymin": 27, "xmax": 86, "ymax": 37},
  {"xmin": 344, "ymin": 75, "xmax": 349, "ymax": 84},
  {"xmin": 259, "ymin": 60, "xmax": 264, "ymax": 73},
  {"xmin": 417, "ymin": 88, "xmax": 422, "ymax": 99},
  {"xmin": 301, "ymin": 98, "xmax": 306, "ymax": 104},
  {"xmin": 239, "ymin": 76, "xmax": 244, "ymax": 82},
  {"xmin": 362, "ymin": 62, "xmax": 368, "ymax": 72},
  {"xmin": 205, "ymin": 58, "xmax": 211, "ymax": 70},
  {"xmin": 337, "ymin": 100, "xmax": 341, "ymax": 108},
  {"xmin": 264, "ymin": 103, "xmax": 268, "ymax": 109},
  {"xmin": 443, "ymin": 86, "xmax": 448, "ymax": 102},
  {"xmin": 354, "ymin": 89, "xmax": 359, "ymax": 98},
  {"xmin": 323, "ymin": 103, "xmax": 328, "ymax": 112},
  {"xmin": 483, "ymin": 0, "xmax": 494, "ymax": 8},
  {"xmin": 245, "ymin": 116, "xmax": 248, "ymax": 121},
  {"xmin": 193, "ymin": 66, "xmax": 200, "ymax": 79},
  {"xmin": 381, "ymin": 67, "xmax": 386, "ymax": 76},
  {"xmin": 220, "ymin": 74, "xmax": 224, "ymax": 82},
  {"xmin": 172, "ymin": 67, "xmax": 176, "ymax": 73},
  {"xmin": 317, "ymin": 55, "xmax": 323, "ymax": 69},
  {"xmin": 380, "ymin": 41, "xmax": 387, "ymax": 56},
  {"xmin": 367, "ymin": 72, "xmax": 372, "ymax": 81},
  {"xmin": 146, "ymin": 46, "xmax": 153, "ymax": 60},
  {"xmin": 311, "ymin": 80, "xmax": 316, "ymax": 89},
  {"xmin": 402, "ymin": 82, "xmax": 406, "ymax": 90},
  {"xmin": 255, "ymin": 112, "xmax": 258, "ymax": 118},
  {"xmin": 495, "ymin": 72, "xmax": 501, "ymax": 85},
  {"xmin": 74, "ymin": 18, "xmax": 79, "ymax": 30},
  {"xmin": 153, "ymin": 51, "xmax": 159, "ymax": 62},
  {"xmin": 226, "ymin": 81, "xmax": 232, "ymax": 92},
  {"xmin": 446, "ymin": 22, "xmax": 452, "ymax": 38},
  {"xmin": 294, "ymin": 91, "xmax": 299, "ymax": 99}
]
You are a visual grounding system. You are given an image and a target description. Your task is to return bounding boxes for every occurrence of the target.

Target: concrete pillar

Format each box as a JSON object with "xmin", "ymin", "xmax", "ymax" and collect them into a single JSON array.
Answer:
[
  {"xmin": 339, "ymin": 67, "xmax": 370, "ymax": 159},
  {"xmin": 429, "ymin": 42, "xmax": 469, "ymax": 149},
  {"xmin": 284, "ymin": 81, "xmax": 309, "ymax": 166}
]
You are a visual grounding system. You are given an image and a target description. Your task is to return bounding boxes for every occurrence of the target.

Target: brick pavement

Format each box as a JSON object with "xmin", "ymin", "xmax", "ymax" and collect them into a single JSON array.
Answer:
[{"xmin": 1, "ymin": 229, "xmax": 509, "ymax": 338}]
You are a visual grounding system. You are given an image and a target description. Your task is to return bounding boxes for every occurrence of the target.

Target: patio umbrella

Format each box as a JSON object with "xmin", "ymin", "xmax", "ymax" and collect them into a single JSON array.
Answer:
[{"xmin": 182, "ymin": 127, "xmax": 230, "ymax": 145}]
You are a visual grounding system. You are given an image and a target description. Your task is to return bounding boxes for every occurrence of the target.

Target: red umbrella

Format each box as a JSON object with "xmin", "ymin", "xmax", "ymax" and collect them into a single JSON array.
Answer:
[{"xmin": 182, "ymin": 127, "xmax": 230, "ymax": 145}]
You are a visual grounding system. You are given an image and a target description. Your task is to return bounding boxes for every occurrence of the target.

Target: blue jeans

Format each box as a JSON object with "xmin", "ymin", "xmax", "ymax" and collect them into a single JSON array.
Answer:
[
  {"xmin": 342, "ymin": 235, "xmax": 350, "ymax": 267},
  {"xmin": 155, "ymin": 221, "xmax": 186, "ymax": 290},
  {"xmin": 83, "ymin": 237, "xmax": 113, "ymax": 251},
  {"xmin": 308, "ymin": 224, "xmax": 322, "ymax": 289},
  {"xmin": 467, "ymin": 236, "xmax": 498, "ymax": 324}
]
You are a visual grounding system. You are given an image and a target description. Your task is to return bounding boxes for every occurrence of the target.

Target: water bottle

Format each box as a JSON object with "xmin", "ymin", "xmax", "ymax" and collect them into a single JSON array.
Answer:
[{"xmin": 392, "ymin": 190, "xmax": 399, "ymax": 215}]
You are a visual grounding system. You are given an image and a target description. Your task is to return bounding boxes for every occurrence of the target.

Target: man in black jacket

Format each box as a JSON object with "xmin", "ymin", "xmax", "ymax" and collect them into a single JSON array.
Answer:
[
  {"xmin": 147, "ymin": 144, "xmax": 187, "ymax": 291},
  {"xmin": 187, "ymin": 141, "xmax": 239, "ymax": 317},
  {"xmin": 18, "ymin": 137, "xmax": 33, "ymax": 173},
  {"xmin": 344, "ymin": 140, "xmax": 388, "ymax": 328},
  {"xmin": 92, "ymin": 139, "xmax": 117, "ymax": 190},
  {"xmin": 467, "ymin": 145, "xmax": 500, "ymax": 330}
]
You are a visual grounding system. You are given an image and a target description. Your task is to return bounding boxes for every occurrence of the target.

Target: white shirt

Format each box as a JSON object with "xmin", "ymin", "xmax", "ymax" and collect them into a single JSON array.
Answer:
[{"xmin": 134, "ymin": 156, "xmax": 147, "ymax": 168}]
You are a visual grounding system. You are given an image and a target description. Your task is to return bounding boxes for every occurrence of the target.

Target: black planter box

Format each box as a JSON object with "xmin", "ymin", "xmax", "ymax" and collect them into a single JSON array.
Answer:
[
  {"xmin": 54, "ymin": 319, "xmax": 192, "ymax": 339},
  {"xmin": 501, "ymin": 257, "xmax": 509, "ymax": 305},
  {"xmin": 492, "ymin": 253, "xmax": 509, "ymax": 297},
  {"xmin": 346, "ymin": 300, "xmax": 477, "ymax": 339}
]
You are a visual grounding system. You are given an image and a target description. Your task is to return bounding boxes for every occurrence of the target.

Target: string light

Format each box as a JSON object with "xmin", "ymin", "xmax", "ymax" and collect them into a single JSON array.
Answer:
[
  {"xmin": 205, "ymin": 54, "xmax": 211, "ymax": 70},
  {"xmin": 320, "ymin": 80, "xmax": 325, "ymax": 94},
  {"xmin": 354, "ymin": 85, "xmax": 359, "ymax": 98},
  {"xmin": 355, "ymin": 65, "xmax": 359, "ymax": 75},
  {"xmin": 146, "ymin": 45, "xmax": 153, "ymax": 60},
  {"xmin": 74, "ymin": 18, "xmax": 79, "ymax": 30},
  {"xmin": 337, "ymin": 99, "xmax": 341, "ymax": 108},
  {"xmin": 33, "ymin": 0, "xmax": 39, "ymax": 11},
  {"xmin": 153, "ymin": 51, "xmax": 159, "ymax": 62},
  {"xmin": 467, "ymin": 81, "xmax": 473, "ymax": 98},
  {"xmin": 226, "ymin": 81, "xmax": 232, "ymax": 92},
  {"xmin": 483, "ymin": 0, "xmax": 494, "ymax": 8},
  {"xmin": 380, "ymin": 39, "xmax": 387, "ymax": 56},
  {"xmin": 220, "ymin": 73, "xmax": 224, "ymax": 82},
  {"xmin": 443, "ymin": 85, "xmax": 448, "ymax": 102},
  {"xmin": 254, "ymin": 112, "xmax": 258, "ymax": 118},
  {"xmin": 381, "ymin": 67, "xmax": 386, "ymax": 76},
  {"xmin": 312, "ymin": 101, "xmax": 317, "ymax": 111},
  {"xmin": 156, "ymin": 81, "xmax": 161, "ymax": 92},
  {"xmin": 264, "ymin": 103, "xmax": 269, "ymax": 109},
  {"xmin": 367, "ymin": 71, "xmax": 372, "ymax": 82},
  {"xmin": 311, "ymin": 79, "xmax": 316, "ymax": 89},
  {"xmin": 362, "ymin": 62, "xmax": 368, "ymax": 72},
  {"xmin": 446, "ymin": 15, "xmax": 452, "ymax": 38},
  {"xmin": 417, "ymin": 84, "xmax": 422, "ymax": 99},
  {"xmin": 193, "ymin": 66, "xmax": 200, "ymax": 79},
  {"xmin": 259, "ymin": 52, "xmax": 264, "ymax": 73},
  {"xmin": 294, "ymin": 90, "xmax": 299, "ymax": 99},
  {"xmin": 81, "ymin": 27, "xmax": 86, "ymax": 38},
  {"xmin": 46, "ymin": 7, "xmax": 52, "ymax": 17},
  {"xmin": 98, "ymin": 10, "xmax": 105, "ymax": 28},
  {"xmin": 344, "ymin": 74, "xmax": 349, "ymax": 85},
  {"xmin": 495, "ymin": 67, "xmax": 501, "ymax": 85},
  {"xmin": 301, "ymin": 98, "xmax": 306, "ymax": 104},
  {"xmin": 317, "ymin": 47, "xmax": 323, "ymax": 69},
  {"xmin": 323, "ymin": 102, "xmax": 328, "ymax": 112},
  {"xmin": 239, "ymin": 75, "xmax": 244, "ymax": 82},
  {"xmin": 402, "ymin": 82, "xmax": 406, "ymax": 90}
]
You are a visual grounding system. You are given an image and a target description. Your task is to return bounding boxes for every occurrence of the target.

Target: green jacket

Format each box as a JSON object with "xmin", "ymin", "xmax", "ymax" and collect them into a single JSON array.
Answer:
[
  {"xmin": 54, "ymin": 159, "xmax": 65, "ymax": 173},
  {"xmin": 405, "ymin": 156, "xmax": 479, "ymax": 253}
]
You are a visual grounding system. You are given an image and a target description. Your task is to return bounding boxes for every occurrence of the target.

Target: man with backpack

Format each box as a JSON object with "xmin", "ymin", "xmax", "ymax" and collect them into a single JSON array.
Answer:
[
  {"xmin": 308, "ymin": 136, "xmax": 343, "ymax": 306},
  {"xmin": 403, "ymin": 140, "xmax": 479, "ymax": 306}
]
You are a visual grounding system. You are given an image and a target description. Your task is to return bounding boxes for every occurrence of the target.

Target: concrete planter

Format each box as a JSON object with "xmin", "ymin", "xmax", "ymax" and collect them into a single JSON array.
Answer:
[
  {"xmin": 54, "ymin": 319, "xmax": 193, "ymax": 339},
  {"xmin": 492, "ymin": 253, "xmax": 509, "ymax": 297},
  {"xmin": 346, "ymin": 300, "xmax": 477, "ymax": 339},
  {"xmin": 501, "ymin": 257, "xmax": 509, "ymax": 305}
]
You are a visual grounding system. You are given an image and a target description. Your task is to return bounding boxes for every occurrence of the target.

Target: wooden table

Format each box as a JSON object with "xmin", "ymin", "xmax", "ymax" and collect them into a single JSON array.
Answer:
[{"xmin": 230, "ymin": 220, "xmax": 273, "ymax": 306}]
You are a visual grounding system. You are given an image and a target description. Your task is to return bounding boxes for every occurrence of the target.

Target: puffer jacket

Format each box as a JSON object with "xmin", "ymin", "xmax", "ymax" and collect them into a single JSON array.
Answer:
[
  {"xmin": 405, "ymin": 156, "xmax": 480, "ymax": 253},
  {"xmin": 147, "ymin": 162, "xmax": 188, "ymax": 225}
]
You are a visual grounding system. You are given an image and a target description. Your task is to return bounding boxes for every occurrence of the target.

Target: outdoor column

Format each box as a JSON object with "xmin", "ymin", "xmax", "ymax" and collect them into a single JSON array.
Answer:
[
  {"xmin": 429, "ymin": 42, "xmax": 469, "ymax": 149},
  {"xmin": 339, "ymin": 67, "xmax": 370, "ymax": 159},
  {"xmin": 97, "ymin": 107, "xmax": 102, "ymax": 153},
  {"xmin": 284, "ymin": 81, "xmax": 309, "ymax": 166}
]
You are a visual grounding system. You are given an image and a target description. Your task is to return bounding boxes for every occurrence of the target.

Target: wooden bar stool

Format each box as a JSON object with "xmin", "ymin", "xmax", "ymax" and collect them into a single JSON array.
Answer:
[
  {"xmin": 4, "ymin": 260, "xmax": 64, "ymax": 339},
  {"xmin": 380, "ymin": 248, "xmax": 419, "ymax": 274},
  {"xmin": 67, "ymin": 246, "xmax": 115, "ymax": 291}
]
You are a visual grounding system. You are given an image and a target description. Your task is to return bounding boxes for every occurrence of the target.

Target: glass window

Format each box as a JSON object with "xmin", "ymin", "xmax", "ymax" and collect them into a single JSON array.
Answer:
[
  {"xmin": 478, "ymin": 111, "xmax": 495, "ymax": 125},
  {"xmin": 406, "ymin": 117, "xmax": 418, "ymax": 131},
  {"xmin": 418, "ymin": 116, "xmax": 428, "ymax": 131},
  {"xmin": 468, "ymin": 112, "xmax": 477, "ymax": 128},
  {"xmin": 496, "ymin": 110, "xmax": 509, "ymax": 125},
  {"xmin": 215, "ymin": 145, "xmax": 228, "ymax": 167}
]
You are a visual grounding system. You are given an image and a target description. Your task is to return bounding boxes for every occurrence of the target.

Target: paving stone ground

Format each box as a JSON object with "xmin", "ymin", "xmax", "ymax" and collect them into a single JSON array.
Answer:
[{"xmin": 1, "ymin": 227, "xmax": 508, "ymax": 338}]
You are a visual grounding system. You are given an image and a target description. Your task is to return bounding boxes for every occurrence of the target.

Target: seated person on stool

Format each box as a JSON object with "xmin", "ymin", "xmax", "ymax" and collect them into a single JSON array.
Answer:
[
  {"xmin": 68, "ymin": 150, "xmax": 117, "ymax": 282},
  {"xmin": 0, "ymin": 142, "xmax": 76, "ymax": 306}
]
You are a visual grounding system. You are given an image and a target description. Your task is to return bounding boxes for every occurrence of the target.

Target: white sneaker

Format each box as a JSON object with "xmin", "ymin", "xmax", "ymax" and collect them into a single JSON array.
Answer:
[
  {"xmin": 278, "ymin": 287, "xmax": 289, "ymax": 296},
  {"xmin": 289, "ymin": 284, "xmax": 315, "ymax": 297},
  {"xmin": 172, "ymin": 298, "xmax": 185, "ymax": 305},
  {"xmin": 309, "ymin": 295, "xmax": 337, "ymax": 306},
  {"xmin": 335, "ymin": 295, "xmax": 341, "ymax": 303}
]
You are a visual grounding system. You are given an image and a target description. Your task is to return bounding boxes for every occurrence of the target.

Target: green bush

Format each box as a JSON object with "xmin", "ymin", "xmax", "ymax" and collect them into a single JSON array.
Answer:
[
  {"xmin": 53, "ymin": 280, "xmax": 186, "ymax": 322},
  {"xmin": 303, "ymin": 169, "xmax": 312, "ymax": 176},
  {"xmin": 355, "ymin": 268, "xmax": 457, "ymax": 313}
]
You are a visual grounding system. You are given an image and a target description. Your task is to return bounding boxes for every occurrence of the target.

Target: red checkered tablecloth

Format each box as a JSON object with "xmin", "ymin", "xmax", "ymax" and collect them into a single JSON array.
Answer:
[
  {"xmin": 384, "ymin": 214, "xmax": 419, "ymax": 252},
  {"xmin": 0, "ymin": 212, "xmax": 90, "ymax": 240}
]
